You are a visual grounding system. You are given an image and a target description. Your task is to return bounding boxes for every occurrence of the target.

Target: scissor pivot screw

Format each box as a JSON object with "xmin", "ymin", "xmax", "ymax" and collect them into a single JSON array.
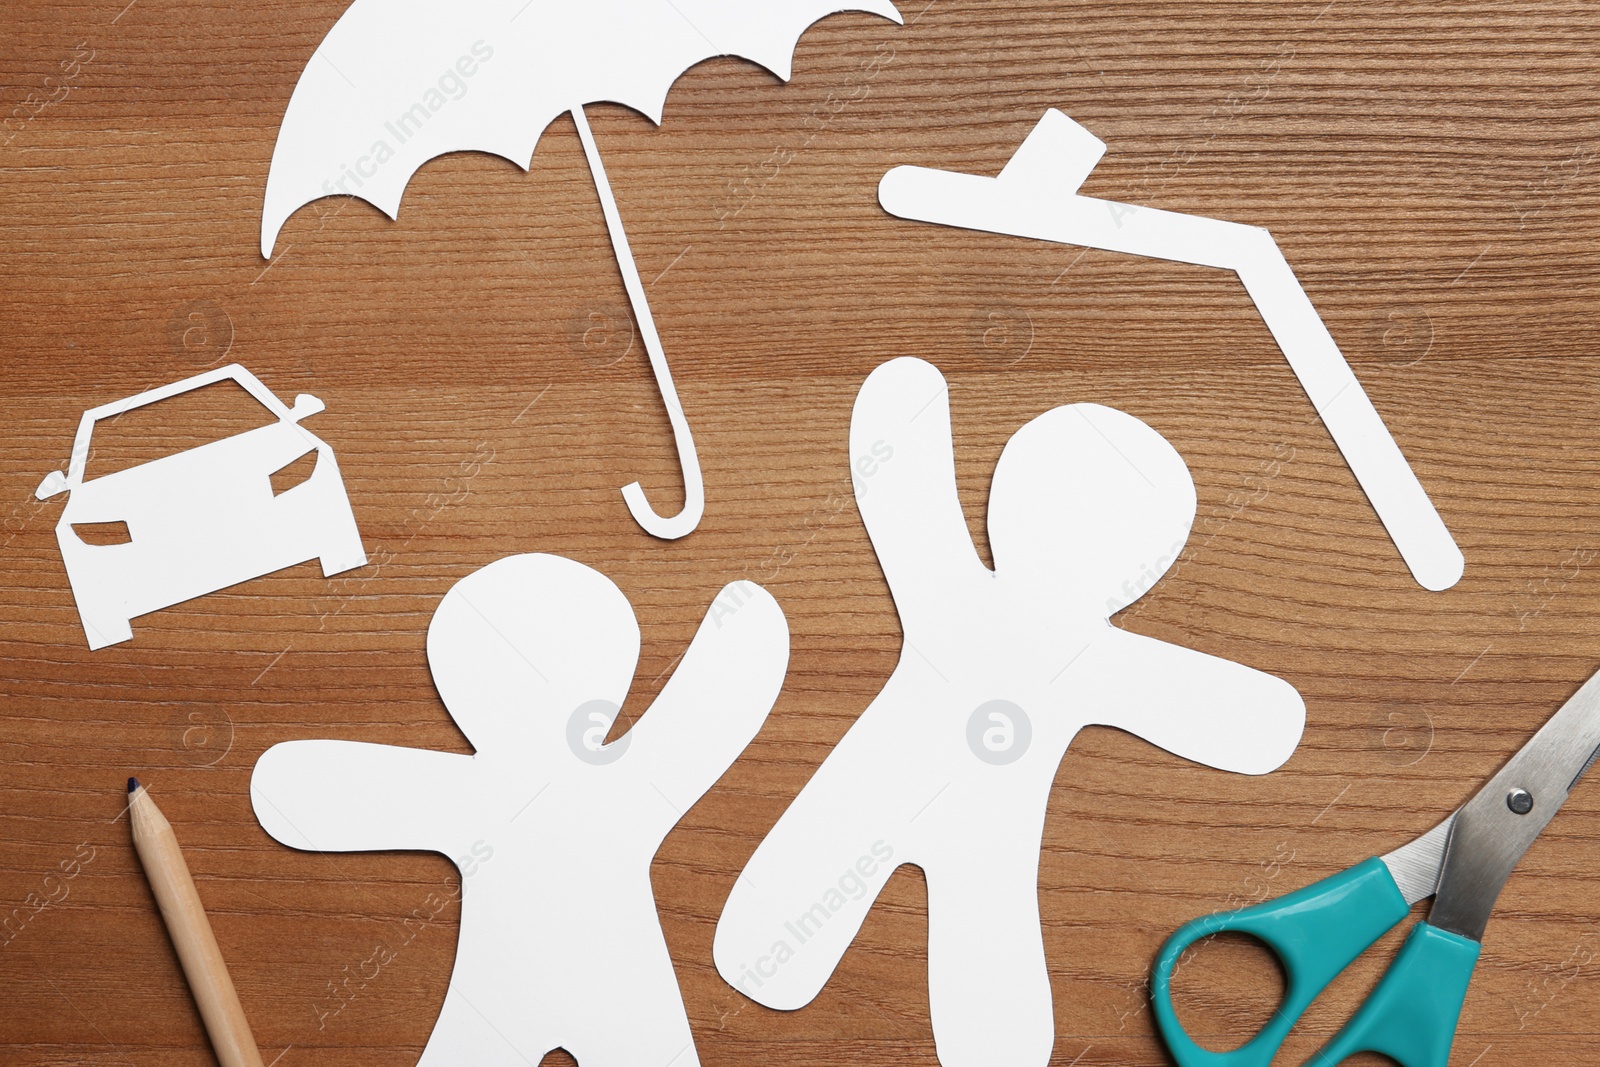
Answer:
[{"xmin": 1507, "ymin": 788, "xmax": 1534, "ymax": 815}]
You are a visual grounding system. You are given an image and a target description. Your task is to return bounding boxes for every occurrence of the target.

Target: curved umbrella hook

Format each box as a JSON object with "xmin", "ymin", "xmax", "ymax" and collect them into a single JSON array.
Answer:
[{"xmin": 573, "ymin": 105, "xmax": 705, "ymax": 540}]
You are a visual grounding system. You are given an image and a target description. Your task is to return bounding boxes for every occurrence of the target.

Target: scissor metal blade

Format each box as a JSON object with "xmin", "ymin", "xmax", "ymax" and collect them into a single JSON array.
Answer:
[
  {"xmin": 1430, "ymin": 665, "xmax": 1600, "ymax": 941},
  {"xmin": 1380, "ymin": 814, "xmax": 1455, "ymax": 905}
]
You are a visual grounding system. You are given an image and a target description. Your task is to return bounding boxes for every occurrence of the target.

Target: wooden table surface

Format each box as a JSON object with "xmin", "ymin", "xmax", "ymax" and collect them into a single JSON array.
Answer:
[{"xmin": 5, "ymin": 1, "xmax": 1600, "ymax": 1064}]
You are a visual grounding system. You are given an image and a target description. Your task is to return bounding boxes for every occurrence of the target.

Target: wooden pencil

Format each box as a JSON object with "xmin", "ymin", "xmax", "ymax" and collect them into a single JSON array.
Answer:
[{"xmin": 128, "ymin": 778, "xmax": 266, "ymax": 1067}]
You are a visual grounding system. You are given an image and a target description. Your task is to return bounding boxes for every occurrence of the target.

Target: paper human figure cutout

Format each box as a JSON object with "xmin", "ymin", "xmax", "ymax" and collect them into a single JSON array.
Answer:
[
  {"xmin": 261, "ymin": 0, "xmax": 902, "ymax": 541},
  {"xmin": 878, "ymin": 109, "xmax": 1463, "ymax": 592},
  {"xmin": 713, "ymin": 356, "xmax": 1305, "ymax": 1067},
  {"xmin": 34, "ymin": 364, "xmax": 365, "ymax": 649},
  {"xmin": 252, "ymin": 553, "xmax": 789, "ymax": 1066}
]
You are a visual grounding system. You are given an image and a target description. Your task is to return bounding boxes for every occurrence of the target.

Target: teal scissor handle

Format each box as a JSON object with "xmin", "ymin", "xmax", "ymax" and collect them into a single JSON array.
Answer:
[
  {"xmin": 1309, "ymin": 920, "xmax": 1479, "ymax": 1067},
  {"xmin": 1150, "ymin": 856, "xmax": 1410, "ymax": 1067}
]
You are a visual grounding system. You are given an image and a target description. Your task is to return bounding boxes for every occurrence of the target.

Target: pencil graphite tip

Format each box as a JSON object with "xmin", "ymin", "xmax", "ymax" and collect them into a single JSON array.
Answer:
[{"xmin": 127, "ymin": 777, "xmax": 140, "ymax": 794}]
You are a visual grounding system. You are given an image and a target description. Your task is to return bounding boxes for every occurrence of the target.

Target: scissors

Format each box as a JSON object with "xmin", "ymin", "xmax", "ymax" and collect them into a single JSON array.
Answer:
[{"xmin": 1150, "ymin": 664, "xmax": 1600, "ymax": 1067}]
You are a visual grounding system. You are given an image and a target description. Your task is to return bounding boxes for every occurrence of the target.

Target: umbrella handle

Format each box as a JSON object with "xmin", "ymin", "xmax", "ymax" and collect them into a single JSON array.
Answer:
[
  {"xmin": 621, "ymin": 412, "xmax": 705, "ymax": 540},
  {"xmin": 573, "ymin": 105, "xmax": 706, "ymax": 541}
]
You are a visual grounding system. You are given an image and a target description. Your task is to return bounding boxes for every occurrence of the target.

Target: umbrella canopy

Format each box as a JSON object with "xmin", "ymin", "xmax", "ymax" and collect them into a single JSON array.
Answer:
[{"xmin": 262, "ymin": 0, "xmax": 902, "ymax": 538}]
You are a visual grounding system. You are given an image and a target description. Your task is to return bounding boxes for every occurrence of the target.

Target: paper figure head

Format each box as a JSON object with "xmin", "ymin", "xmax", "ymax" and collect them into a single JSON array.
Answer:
[
  {"xmin": 427, "ymin": 554, "xmax": 641, "ymax": 749},
  {"xmin": 988, "ymin": 403, "xmax": 1195, "ymax": 613}
]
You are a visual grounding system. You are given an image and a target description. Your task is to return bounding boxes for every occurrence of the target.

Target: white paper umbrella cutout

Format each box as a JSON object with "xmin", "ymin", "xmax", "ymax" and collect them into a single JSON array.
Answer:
[
  {"xmin": 261, "ymin": 0, "xmax": 902, "ymax": 541},
  {"xmin": 251, "ymin": 553, "xmax": 790, "ymax": 1067},
  {"xmin": 713, "ymin": 357, "xmax": 1305, "ymax": 1067}
]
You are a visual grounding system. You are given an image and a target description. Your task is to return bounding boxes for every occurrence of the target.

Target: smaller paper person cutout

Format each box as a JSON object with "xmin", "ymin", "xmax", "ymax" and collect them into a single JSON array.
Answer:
[{"xmin": 253, "ymin": 553, "xmax": 789, "ymax": 1067}]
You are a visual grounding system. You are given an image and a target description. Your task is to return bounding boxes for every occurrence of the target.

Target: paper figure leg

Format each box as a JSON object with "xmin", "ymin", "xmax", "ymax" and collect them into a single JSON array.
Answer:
[
  {"xmin": 417, "ymin": 980, "xmax": 552, "ymax": 1067},
  {"xmin": 924, "ymin": 847, "xmax": 1054, "ymax": 1067},
  {"xmin": 565, "ymin": 918, "xmax": 700, "ymax": 1067},
  {"xmin": 714, "ymin": 721, "xmax": 915, "ymax": 1010}
]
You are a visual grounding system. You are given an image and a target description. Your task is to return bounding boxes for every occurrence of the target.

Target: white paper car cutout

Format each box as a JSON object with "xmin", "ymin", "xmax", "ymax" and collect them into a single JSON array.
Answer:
[{"xmin": 36, "ymin": 364, "xmax": 367, "ymax": 649}]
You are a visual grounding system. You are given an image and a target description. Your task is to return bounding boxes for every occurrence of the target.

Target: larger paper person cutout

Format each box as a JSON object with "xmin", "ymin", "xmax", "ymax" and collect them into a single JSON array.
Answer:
[
  {"xmin": 262, "ymin": 0, "xmax": 902, "ymax": 541},
  {"xmin": 713, "ymin": 357, "xmax": 1305, "ymax": 1067},
  {"xmin": 878, "ymin": 109, "xmax": 1463, "ymax": 592},
  {"xmin": 252, "ymin": 554, "xmax": 789, "ymax": 1066}
]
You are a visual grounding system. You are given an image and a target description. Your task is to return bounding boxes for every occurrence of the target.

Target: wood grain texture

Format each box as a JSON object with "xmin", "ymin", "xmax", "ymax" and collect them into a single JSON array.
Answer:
[{"xmin": 3, "ymin": 1, "xmax": 1600, "ymax": 1064}]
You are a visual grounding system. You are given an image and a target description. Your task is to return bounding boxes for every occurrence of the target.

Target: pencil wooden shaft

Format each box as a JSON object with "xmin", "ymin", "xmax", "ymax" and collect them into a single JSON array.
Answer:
[{"xmin": 130, "ymin": 786, "xmax": 265, "ymax": 1067}]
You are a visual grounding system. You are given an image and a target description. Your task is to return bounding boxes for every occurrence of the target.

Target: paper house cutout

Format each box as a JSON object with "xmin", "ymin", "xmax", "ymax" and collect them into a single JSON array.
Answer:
[{"xmin": 878, "ymin": 109, "xmax": 1464, "ymax": 591}]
